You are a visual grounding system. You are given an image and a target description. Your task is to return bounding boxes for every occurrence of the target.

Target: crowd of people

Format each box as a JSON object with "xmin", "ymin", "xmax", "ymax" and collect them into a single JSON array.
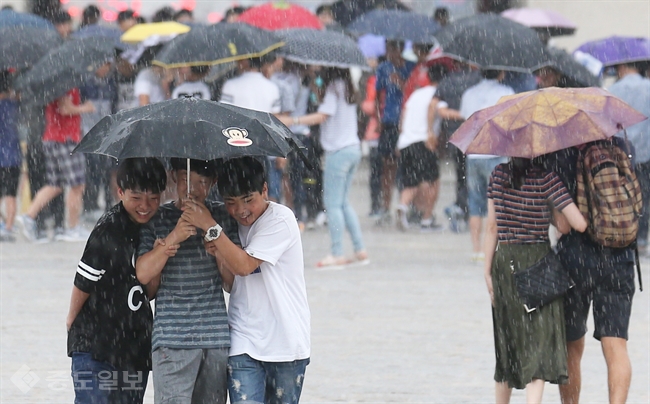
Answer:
[{"xmin": 1, "ymin": 3, "xmax": 649, "ymax": 404}]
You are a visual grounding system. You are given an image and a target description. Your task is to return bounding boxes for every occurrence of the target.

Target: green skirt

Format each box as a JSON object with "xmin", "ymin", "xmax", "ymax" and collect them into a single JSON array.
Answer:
[{"xmin": 491, "ymin": 242, "xmax": 568, "ymax": 389}]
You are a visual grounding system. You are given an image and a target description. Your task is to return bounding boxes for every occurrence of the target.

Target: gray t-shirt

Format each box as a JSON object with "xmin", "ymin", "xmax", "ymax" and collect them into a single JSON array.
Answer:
[{"xmin": 138, "ymin": 201, "xmax": 239, "ymax": 350}]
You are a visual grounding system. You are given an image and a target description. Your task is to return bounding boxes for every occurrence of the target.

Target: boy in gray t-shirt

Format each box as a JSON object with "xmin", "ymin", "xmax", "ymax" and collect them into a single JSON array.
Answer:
[{"xmin": 136, "ymin": 158, "xmax": 239, "ymax": 404}]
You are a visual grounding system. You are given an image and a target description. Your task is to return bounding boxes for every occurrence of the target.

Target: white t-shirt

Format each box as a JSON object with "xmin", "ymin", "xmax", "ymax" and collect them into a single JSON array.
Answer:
[
  {"xmin": 133, "ymin": 68, "xmax": 166, "ymax": 104},
  {"xmin": 228, "ymin": 202, "xmax": 311, "ymax": 362},
  {"xmin": 172, "ymin": 81, "xmax": 211, "ymax": 100},
  {"xmin": 397, "ymin": 85, "xmax": 448, "ymax": 150},
  {"xmin": 317, "ymin": 79, "xmax": 360, "ymax": 152},
  {"xmin": 220, "ymin": 71, "xmax": 281, "ymax": 114}
]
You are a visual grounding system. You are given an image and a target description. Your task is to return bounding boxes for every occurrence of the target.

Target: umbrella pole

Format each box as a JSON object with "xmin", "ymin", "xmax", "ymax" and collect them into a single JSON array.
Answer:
[{"xmin": 187, "ymin": 158, "xmax": 190, "ymax": 198}]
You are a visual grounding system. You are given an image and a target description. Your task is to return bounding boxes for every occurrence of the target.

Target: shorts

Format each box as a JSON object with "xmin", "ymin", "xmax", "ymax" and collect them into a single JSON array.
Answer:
[
  {"xmin": 398, "ymin": 142, "xmax": 439, "ymax": 188},
  {"xmin": 378, "ymin": 124, "xmax": 400, "ymax": 158},
  {"xmin": 0, "ymin": 166, "xmax": 21, "ymax": 197},
  {"xmin": 564, "ymin": 260, "xmax": 635, "ymax": 341},
  {"xmin": 466, "ymin": 157, "xmax": 505, "ymax": 217},
  {"xmin": 43, "ymin": 141, "xmax": 85, "ymax": 188}
]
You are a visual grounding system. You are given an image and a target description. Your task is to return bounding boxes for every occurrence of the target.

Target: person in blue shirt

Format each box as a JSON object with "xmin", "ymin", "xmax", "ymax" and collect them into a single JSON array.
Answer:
[
  {"xmin": 374, "ymin": 40, "xmax": 415, "ymax": 224},
  {"xmin": 0, "ymin": 71, "xmax": 22, "ymax": 242}
]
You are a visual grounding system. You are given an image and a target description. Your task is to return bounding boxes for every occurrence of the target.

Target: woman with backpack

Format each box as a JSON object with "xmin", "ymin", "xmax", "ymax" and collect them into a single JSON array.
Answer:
[{"xmin": 483, "ymin": 157, "xmax": 587, "ymax": 404}]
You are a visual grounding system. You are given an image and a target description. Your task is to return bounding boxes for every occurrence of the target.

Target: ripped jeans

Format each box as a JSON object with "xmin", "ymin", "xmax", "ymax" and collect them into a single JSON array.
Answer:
[{"xmin": 227, "ymin": 354, "xmax": 309, "ymax": 404}]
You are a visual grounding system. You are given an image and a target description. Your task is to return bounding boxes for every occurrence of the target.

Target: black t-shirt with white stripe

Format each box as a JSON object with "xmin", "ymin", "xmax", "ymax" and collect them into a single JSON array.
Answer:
[{"xmin": 67, "ymin": 202, "xmax": 152, "ymax": 371}]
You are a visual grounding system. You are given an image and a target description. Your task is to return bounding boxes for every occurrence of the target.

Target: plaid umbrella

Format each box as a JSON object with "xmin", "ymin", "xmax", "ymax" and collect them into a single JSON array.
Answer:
[
  {"xmin": 0, "ymin": 26, "xmax": 62, "ymax": 70},
  {"xmin": 277, "ymin": 29, "xmax": 369, "ymax": 70}
]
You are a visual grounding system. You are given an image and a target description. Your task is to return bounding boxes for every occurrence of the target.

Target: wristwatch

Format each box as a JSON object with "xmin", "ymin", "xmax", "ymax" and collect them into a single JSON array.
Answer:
[{"xmin": 204, "ymin": 224, "xmax": 222, "ymax": 242}]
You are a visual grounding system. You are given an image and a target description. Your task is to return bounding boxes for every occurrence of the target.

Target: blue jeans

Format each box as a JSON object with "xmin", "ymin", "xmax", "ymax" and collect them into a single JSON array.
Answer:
[
  {"xmin": 323, "ymin": 146, "xmax": 365, "ymax": 256},
  {"xmin": 227, "ymin": 354, "xmax": 309, "ymax": 404},
  {"xmin": 71, "ymin": 352, "xmax": 148, "ymax": 404},
  {"xmin": 466, "ymin": 157, "xmax": 506, "ymax": 217}
]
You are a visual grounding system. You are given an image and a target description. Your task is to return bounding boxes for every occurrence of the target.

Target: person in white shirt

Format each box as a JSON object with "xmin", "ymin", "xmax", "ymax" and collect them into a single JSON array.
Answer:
[
  {"xmin": 395, "ymin": 65, "xmax": 449, "ymax": 232},
  {"xmin": 134, "ymin": 66, "xmax": 169, "ymax": 106},
  {"xmin": 180, "ymin": 156, "xmax": 310, "ymax": 403},
  {"xmin": 171, "ymin": 65, "xmax": 211, "ymax": 100},
  {"xmin": 459, "ymin": 70, "xmax": 513, "ymax": 261},
  {"xmin": 292, "ymin": 67, "xmax": 369, "ymax": 268}
]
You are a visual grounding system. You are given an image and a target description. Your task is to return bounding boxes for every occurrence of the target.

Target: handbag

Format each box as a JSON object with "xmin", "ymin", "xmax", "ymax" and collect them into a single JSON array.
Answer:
[{"xmin": 513, "ymin": 250, "xmax": 575, "ymax": 313}]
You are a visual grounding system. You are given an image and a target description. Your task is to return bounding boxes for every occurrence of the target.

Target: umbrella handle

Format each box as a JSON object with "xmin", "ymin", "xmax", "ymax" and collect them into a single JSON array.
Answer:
[{"xmin": 187, "ymin": 158, "xmax": 191, "ymax": 198}]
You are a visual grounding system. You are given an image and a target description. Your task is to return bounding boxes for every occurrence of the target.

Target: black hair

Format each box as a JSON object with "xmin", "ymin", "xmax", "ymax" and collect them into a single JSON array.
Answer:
[
  {"xmin": 170, "ymin": 158, "xmax": 218, "ymax": 178},
  {"xmin": 217, "ymin": 157, "xmax": 266, "ymax": 198},
  {"xmin": 81, "ymin": 5, "xmax": 100, "ymax": 27},
  {"xmin": 316, "ymin": 5, "xmax": 332, "ymax": 15},
  {"xmin": 0, "ymin": 70, "xmax": 12, "ymax": 93},
  {"xmin": 173, "ymin": 8, "xmax": 193, "ymax": 21},
  {"xmin": 481, "ymin": 69, "xmax": 502, "ymax": 79},
  {"xmin": 136, "ymin": 16, "xmax": 146, "ymax": 24},
  {"xmin": 428, "ymin": 64, "xmax": 448, "ymax": 83},
  {"xmin": 152, "ymin": 6, "xmax": 174, "ymax": 23},
  {"xmin": 190, "ymin": 65, "xmax": 210, "ymax": 76},
  {"xmin": 224, "ymin": 6, "xmax": 246, "ymax": 19},
  {"xmin": 51, "ymin": 10, "xmax": 71, "ymax": 24},
  {"xmin": 116, "ymin": 158, "xmax": 167, "ymax": 193},
  {"xmin": 506, "ymin": 157, "xmax": 544, "ymax": 190},
  {"xmin": 117, "ymin": 9, "xmax": 135, "ymax": 22},
  {"xmin": 433, "ymin": 7, "xmax": 449, "ymax": 20},
  {"xmin": 321, "ymin": 67, "xmax": 357, "ymax": 104}
]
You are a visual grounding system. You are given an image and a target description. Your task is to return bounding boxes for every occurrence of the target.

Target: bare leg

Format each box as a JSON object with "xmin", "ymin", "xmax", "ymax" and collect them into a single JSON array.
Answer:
[
  {"xmin": 416, "ymin": 181, "xmax": 437, "ymax": 220},
  {"xmin": 67, "ymin": 185, "xmax": 85, "ymax": 229},
  {"xmin": 469, "ymin": 215, "xmax": 483, "ymax": 253},
  {"xmin": 560, "ymin": 337, "xmax": 585, "ymax": 404},
  {"xmin": 26, "ymin": 185, "xmax": 63, "ymax": 219},
  {"xmin": 381, "ymin": 156, "xmax": 397, "ymax": 211},
  {"xmin": 526, "ymin": 379, "xmax": 545, "ymax": 404},
  {"xmin": 3, "ymin": 196, "xmax": 17, "ymax": 229},
  {"xmin": 601, "ymin": 337, "xmax": 631, "ymax": 404},
  {"xmin": 496, "ymin": 381, "xmax": 512, "ymax": 404},
  {"xmin": 398, "ymin": 186, "xmax": 419, "ymax": 208}
]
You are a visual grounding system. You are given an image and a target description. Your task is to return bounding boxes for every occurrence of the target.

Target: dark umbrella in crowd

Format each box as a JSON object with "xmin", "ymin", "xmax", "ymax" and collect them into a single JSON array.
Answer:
[
  {"xmin": 0, "ymin": 26, "xmax": 62, "ymax": 70},
  {"xmin": 501, "ymin": 8, "xmax": 577, "ymax": 37},
  {"xmin": 153, "ymin": 23, "xmax": 284, "ymax": 68},
  {"xmin": 277, "ymin": 28, "xmax": 369, "ymax": 70},
  {"xmin": 346, "ymin": 9, "xmax": 440, "ymax": 44},
  {"xmin": 435, "ymin": 13, "xmax": 550, "ymax": 73},
  {"xmin": 73, "ymin": 97, "xmax": 307, "ymax": 189},
  {"xmin": 330, "ymin": 0, "xmax": 408, "ymax": 27},
  {"xmin": 13, "ymin": 37, "xmax": 117, "ymax": 105},
  {"xmin": 0, "ymin": 9, "xmax": 53, "ymax": 29},
  {"xmin": 575, "ymin": 36, "xmax": 650, "ymax": 67},
  {"xmin": 537, "ymin": 48, "xmax": 600, "ymax": 88}
]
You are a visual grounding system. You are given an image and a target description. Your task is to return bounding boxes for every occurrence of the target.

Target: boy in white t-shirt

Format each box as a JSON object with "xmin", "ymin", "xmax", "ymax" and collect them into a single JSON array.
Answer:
[
  {"xmin": 171, "ymin": 65, "xmax": 212, "ymax": 100},
  {"xmin": 179, "ymin": 156, "xmax": 310, "ymax": 403}
]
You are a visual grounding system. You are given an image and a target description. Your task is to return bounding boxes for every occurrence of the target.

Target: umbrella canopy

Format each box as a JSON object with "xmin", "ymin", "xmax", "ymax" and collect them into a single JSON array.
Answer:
[
  {"xmin": 537, "ymin": 48, "xmax": 600, "ymax": 88},
  {"xmin": 0, "ymin": 26, "xmax": 62, "ymax": 70},
  {"xmin": 449, "ymin": 87, "xmax": 647, "ymax": 158},
  {"xmin": 501, "ymin": 8, "xmax": 577, "ymax": 37},
  {"xmin": 346, "ymin": 9, "xmax": 440, "ymax": 44},
  {"xmin": 276, "ymin": 29, "xmax": 369, "ymax": 70},
  {"xmin": 575, "ymin": 36, "xmax": 650, "ymax": 67},
  {"xmin": 238, "ymin": 2, "xmax": 323, "ymax": 30},
  {"xmin": 435, "ymin": 13, "xmax": 549, "ymax": 73},
  {"xmin": 153, "ymin": 23, "xmax": 284, "ymax": 68},
  {"xmin": 120, "ymin": 22, "xmax": 191, "ymax": 44},
  {"xmin": 0, "ymin": 9, "xmax": 53, "ymax": 30},
  {"xmin": 73, "ymin": 97, "xmax": 304, "ymax": 161},
  {"xmin": 14, "ymin": 37, "xmax": 117, "ymax": 105}
]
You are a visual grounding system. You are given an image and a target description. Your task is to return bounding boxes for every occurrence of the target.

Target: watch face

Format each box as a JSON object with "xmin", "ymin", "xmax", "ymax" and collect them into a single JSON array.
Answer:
[{"xmin": 209, "ymin": 228, "xmax": 219, "ymax": 238}]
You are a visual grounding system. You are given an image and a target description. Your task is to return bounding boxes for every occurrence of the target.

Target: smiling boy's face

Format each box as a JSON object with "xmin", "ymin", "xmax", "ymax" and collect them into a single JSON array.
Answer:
[
  {"xmin": 174, "ymin": 170, "xmax": 215, "ymax": 202},
  {"xmin": 223, "ymin": 183, "xmax": 269, "ymax": 227},
  {"xmin": 118, "ymin": 188, "xmax": 161, "ymax": 224}
]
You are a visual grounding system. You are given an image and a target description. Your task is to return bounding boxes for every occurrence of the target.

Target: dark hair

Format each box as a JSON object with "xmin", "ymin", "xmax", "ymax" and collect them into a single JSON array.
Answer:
[
  {"xmin": 506, "ymin": 157, "xmax": 543, "ymax": 190},
  {"xmin": 170, "ymin": 158, "xmax": 218, "ymax": 178},
  {"xmin": 0, "ymin": 70, "xmax": 12, "ymax": 93},
  {"xmin": 316, "ymin": 5, "xmax": 332, "ymax": 15},
  {"xmin": 116, "ymin": 158, "xmax": 167, "ymax": 193},
  {"xmin": 136, "ymin": 16, "xmax": 146, "ymax": 24},
  {"xmin": 224, "ymin": 6, "xmax": 246, "ymax": 19},
  {"xmin": 217, "ymin": 157, "xmax": 266, "ymax": 198},
  {"xmin": 152, "ymin": 7, "xmax": 174, "ymax": 23},
  {"xmin": 322, "ymin": 67, "xmax": 357, "ymax": 104},
  {"xmin": 117, "ymin": 10, "xmax": 135, "ymax": 23},
  {"xmin": 173, "ymin": 9, "xmax": 192, "ymax": 21},
  {"xmin": 428, "ymin": 64, "xmax": 448, "ymax": 83},
  {"xmin": 248, "ymin": 53, "xmax": 277, "ymax": 69},
  {"xmin": 190, "ymin": 65, "xmax": 210, "ymax": 76},
  {"xmin": 81, "ymin": 5, "xmax": 100, "ymax": 27},
  {"xmin": 433, "ymin": 7, "xmax": 449, "ymax": 20},
  {"xmin": 481, "ymin": 69, "xmax": 502, "ymax": 80},
  {"xmin": 51, "ymin": 10, "xmax": 71, "ymax": 24}
]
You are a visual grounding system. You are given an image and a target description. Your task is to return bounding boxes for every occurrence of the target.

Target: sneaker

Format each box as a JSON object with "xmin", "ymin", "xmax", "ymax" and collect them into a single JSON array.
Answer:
[
  {"xmin": 33, "ymin": 229, "xmax": 51, "ymax": 244},
  {"xmin": 445, "ymin": 204, "xmax": 467, "ymax": 233},
  {"xmin": 15, "ymin": 215, "xmax": 38, "ymax": 242},
  {"xmin": 0, "ymin": 224, "xmax": 16, "ymax": 242},
  {"xmin": 351, "ymin": 250, "xmax": 370, "ymax": 266},
  {"xmin": 53, "ymin": 227, "xmax": 65, "ymax": 241},
  {"xmin": 374, "ymin": 210, "xmax": 391, "ymax": 226},
  {"xmin": 56, "ymin": 226, "xmax": 91, "ymax": 242},
  {"xmin": 420, "ymin": 218, "xmax": 443, "ymax": 233},
  {"xmin": 396, "ymin": 205, "xmax": 409, "ymax": 231},
  {"xmin": 315, "ymin": 212, "xmax": 327, "ymax": 227}
]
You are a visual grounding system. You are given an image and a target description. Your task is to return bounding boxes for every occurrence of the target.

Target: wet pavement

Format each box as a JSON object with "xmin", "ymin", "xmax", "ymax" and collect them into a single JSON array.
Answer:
[{"xmin": 1, "ymin": 160, "xmax": 648, "ymax": 403}]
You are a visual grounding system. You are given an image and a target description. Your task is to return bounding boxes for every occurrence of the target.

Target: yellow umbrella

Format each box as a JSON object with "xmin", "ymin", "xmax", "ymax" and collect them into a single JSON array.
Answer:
[{"xmin": 120, "ymin": 22, "xmax": 191, "ymax": 44}]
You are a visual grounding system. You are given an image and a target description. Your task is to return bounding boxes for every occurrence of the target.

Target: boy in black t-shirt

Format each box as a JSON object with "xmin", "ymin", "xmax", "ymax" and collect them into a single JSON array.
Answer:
[{"xmin": 66, "ymin": 158, "xmax": 168, "ymax": 404}]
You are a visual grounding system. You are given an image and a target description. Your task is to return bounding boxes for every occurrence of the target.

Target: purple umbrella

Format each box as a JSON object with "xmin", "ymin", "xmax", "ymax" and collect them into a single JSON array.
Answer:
[
  {"xmin": 576, "ymin": 36, "xmax": 650, "ymax": 67},
  {"xmin": 501, "ymin": 8, "xmax": 576, "ymax": 37}
]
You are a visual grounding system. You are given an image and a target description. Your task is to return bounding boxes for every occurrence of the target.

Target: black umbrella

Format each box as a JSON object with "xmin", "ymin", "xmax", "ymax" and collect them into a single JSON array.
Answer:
[
  {"xmin": 540, "ymin": 48, "xmax": 600, "ymax": 88},
  {"xmin": 153, "ymin": 22, "xmax": 284, "ymax": 68},
  {"xmin": 13, "ymin": 37, "xmax": 117, "ymax": 105},
  {"xmin": 435, "ymin": 13, "xmax": 549, "ymax": 73},
  {"xmin": 346, "ymin": 9, "xmax": 440, "ymax": 44},
  {"xmin": 0, "ymin": 26, "xmax": 62, "ymax": 70},
  {"xmin": 277, "ymin": 29, "xmax": 369, "ymax": 70}
]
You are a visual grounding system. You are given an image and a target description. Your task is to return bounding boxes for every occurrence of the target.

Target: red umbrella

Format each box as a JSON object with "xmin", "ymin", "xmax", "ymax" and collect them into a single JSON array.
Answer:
[{"xmin": 238, "ymin": 2, "xmax": 323, "ymax": 31}]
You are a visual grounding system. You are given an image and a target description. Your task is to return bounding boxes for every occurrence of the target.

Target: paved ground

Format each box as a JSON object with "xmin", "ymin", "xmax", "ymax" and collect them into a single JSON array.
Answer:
[{"xmin": 1, "ymin": 161, "xmax": 649, "ymax": 403}]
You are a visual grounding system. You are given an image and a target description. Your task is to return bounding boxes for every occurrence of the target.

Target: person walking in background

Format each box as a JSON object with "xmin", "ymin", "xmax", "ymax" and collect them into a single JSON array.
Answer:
[
  {"xmin": 293, "ymin": 67, "xmax": 369, "ymax": 268},
  {"xmin": 484, "ymin": 157, "xmax": 587, "ymax": 404},
  {"xmin": 0, "ymin": 71, "xmax": 21, "ymax": 242},
  {"xmin": 134, "ymin": 65, "xmax": 170, "ymax": 106},
  {"xmin": 171, "ymin": 65, "xmax": 211, "ymax": 100},
  {"xmin": 375, "ymin": 40, "xmax": 415, "ymax": 225}
]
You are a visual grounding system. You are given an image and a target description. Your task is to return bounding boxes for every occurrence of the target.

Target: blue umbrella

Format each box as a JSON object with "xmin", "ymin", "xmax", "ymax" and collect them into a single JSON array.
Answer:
[
  {"xmin": 72, "ymin": 24, "xmax": 127, "ymax": 50},
  {"xmin": 0, "ymin": 9, "xmax": 53, "ymax": 30},
  {"xmin": 347, "ymin": 9, "xmax": 440, "ymax": 44},
  {"xmin": 575, "ymin": 36, "xmax": 650, "ymax": 67}
]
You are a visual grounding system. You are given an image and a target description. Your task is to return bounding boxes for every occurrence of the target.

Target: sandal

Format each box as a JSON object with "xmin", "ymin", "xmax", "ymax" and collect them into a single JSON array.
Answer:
[
  {"xmin": 316, "ymin": 255, "xmax": 351, "ymax": 269},
  {"xmin": 353, "ymin": 250, "xmax": 370, "ymax": 266}
]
